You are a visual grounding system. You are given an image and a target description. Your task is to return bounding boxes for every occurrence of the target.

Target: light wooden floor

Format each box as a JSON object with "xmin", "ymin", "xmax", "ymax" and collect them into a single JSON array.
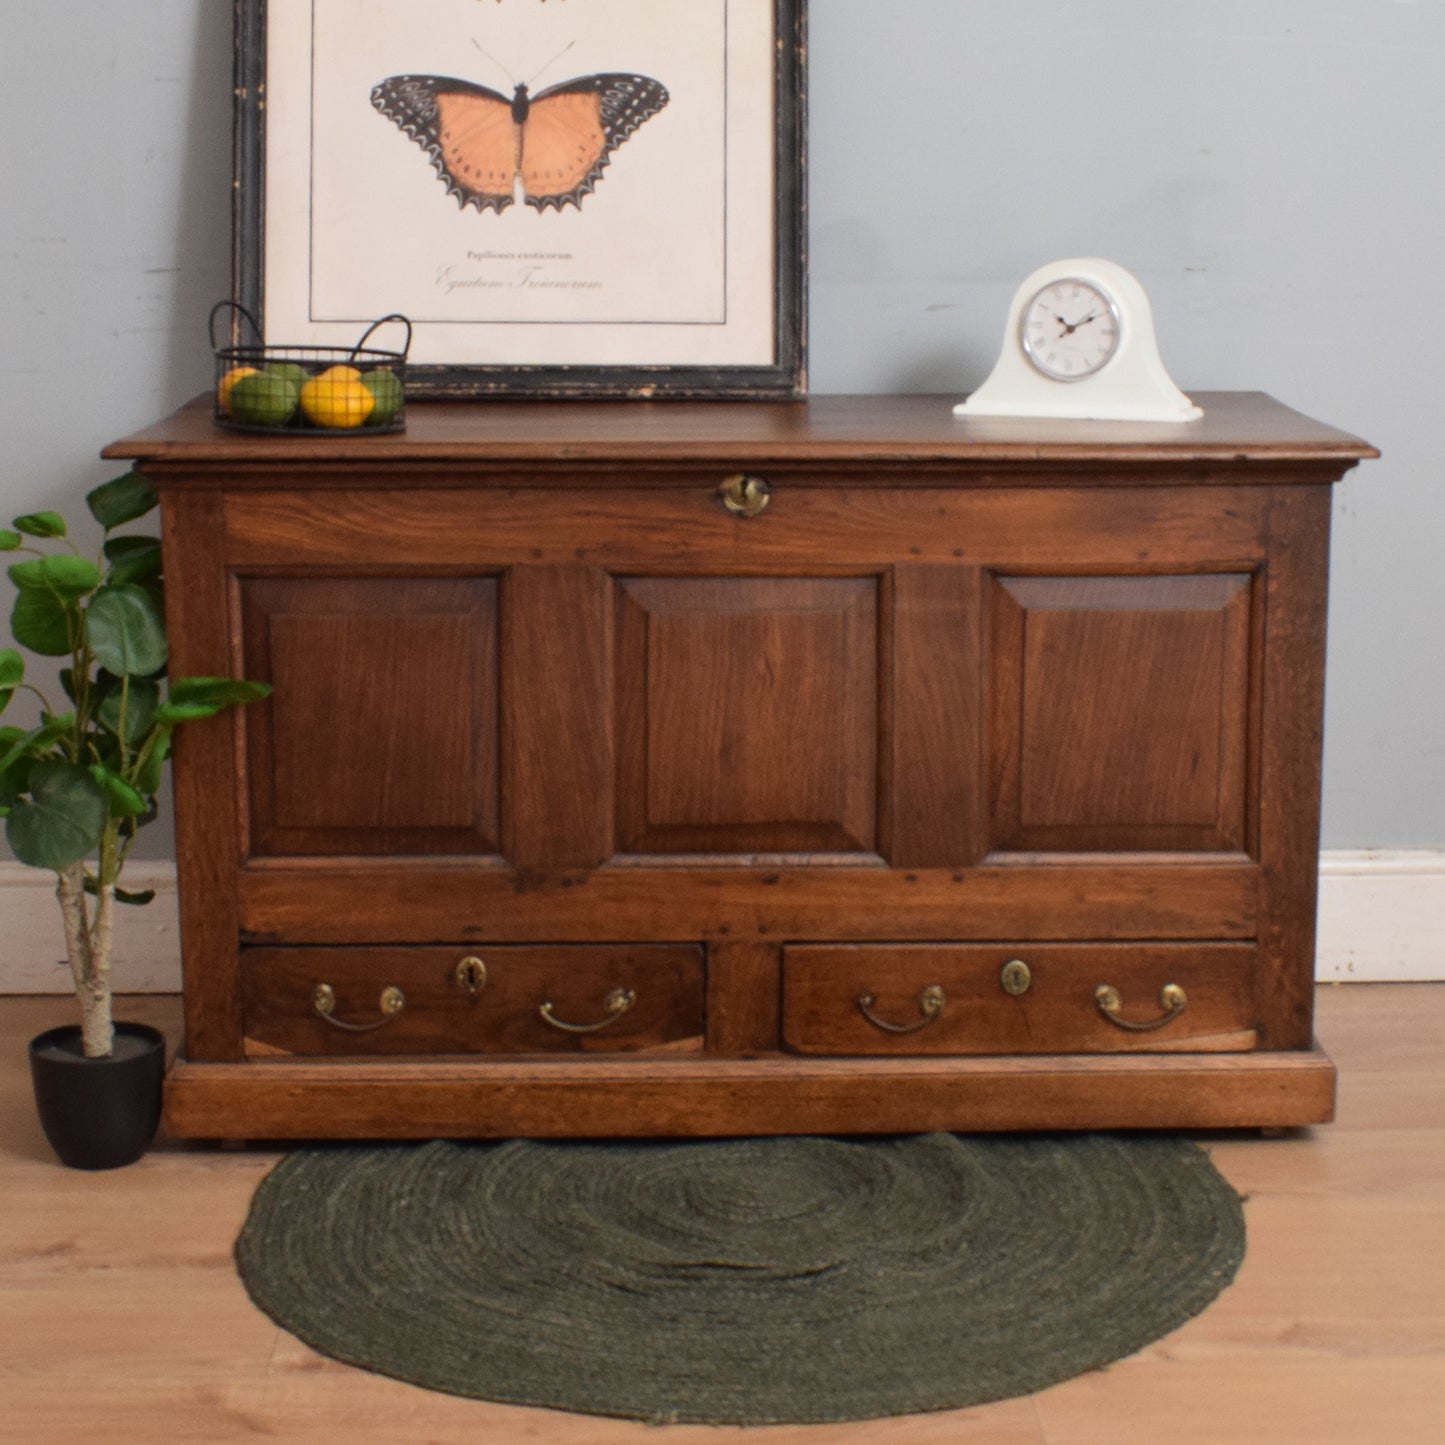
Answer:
[{"xmin": 3, "ymin": 985, "xmax": 1442, "ymax": 1445}]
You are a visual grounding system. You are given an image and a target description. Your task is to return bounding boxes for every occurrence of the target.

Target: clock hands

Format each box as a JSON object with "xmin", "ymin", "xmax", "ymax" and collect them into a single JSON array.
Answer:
[{"xmin": 1052, "ymin": 311, "xmax": 1102, "ymax": 336}]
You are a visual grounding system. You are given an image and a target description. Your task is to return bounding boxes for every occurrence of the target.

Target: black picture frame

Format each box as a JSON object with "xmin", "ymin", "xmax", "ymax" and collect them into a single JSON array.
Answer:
[{"xmin": 230, "ymin": 0, "xmax": 807, "ymax": 398}]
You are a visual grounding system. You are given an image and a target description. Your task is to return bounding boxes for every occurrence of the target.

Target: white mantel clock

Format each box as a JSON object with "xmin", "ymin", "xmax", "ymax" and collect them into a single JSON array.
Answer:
[{"xmin": 955, "ymin": 258, "xmax": 1202, "ymax": 423}]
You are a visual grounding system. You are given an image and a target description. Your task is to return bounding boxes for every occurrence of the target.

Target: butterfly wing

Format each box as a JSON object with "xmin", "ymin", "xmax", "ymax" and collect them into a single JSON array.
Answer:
[
  {"xmin": 521, "ymin": 74, "xmax": 669, "ymax": 212},
  {"xmin": 372, "ymin": 75, "xmax": 519, "ymax": 213}
]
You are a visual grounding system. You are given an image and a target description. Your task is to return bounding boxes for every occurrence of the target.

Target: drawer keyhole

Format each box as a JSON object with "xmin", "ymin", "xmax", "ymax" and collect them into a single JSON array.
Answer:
[
  {"xmin": 1000, "ymin": 959, "xmax": 1033, "ymax": 996},
  {"xmin": 455, "ymin": 956, "xmax": 488, "ymax": 995}
]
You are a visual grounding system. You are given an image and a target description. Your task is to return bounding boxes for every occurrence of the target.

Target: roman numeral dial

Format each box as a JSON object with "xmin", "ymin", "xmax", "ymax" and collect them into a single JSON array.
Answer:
[{"xmin": 1020, "ymin": 278, "xmax": 1122, "ymax": 381}]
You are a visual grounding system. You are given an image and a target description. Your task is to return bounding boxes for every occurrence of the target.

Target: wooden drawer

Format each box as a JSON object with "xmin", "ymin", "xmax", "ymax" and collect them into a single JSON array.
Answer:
[
  {"xmin": 782, "ymin": 943, "xmax": 1257, "ymax": 1056},
  {"xmin": 241, "ymin": 945, "xmax": 704, "ymax": 1057}
]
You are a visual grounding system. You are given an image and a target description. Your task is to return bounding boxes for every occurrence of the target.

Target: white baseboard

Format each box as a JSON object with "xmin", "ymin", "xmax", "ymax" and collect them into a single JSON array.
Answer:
[
  {"xmin": 1315, "ymin": 850, "xmax": 1445, "ymax": 982},
  {"xmin": 1, "ymin": 851, "xmax": 1441, "ymax": 992},
  {"xmin": 0, "ymin": 864, "xmax": 182, "ymax": 994}
]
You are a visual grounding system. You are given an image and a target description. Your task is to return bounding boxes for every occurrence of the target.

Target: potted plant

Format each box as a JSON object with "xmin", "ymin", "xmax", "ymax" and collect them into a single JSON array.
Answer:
[{"xmin": 1, "ymin": 473, "xmax": 269, "ymax": 1168}]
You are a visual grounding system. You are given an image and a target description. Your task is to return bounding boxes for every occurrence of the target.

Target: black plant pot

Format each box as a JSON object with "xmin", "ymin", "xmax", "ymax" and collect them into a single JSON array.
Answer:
[{"xmin": 29, "ymin": 1022, "xmax": 166, "ymax": 1170}]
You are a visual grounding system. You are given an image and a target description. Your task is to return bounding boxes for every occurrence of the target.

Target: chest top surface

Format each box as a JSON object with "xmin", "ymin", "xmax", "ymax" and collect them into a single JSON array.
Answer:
[{"xmin": 105, "ymin": 392, "xmax": 1376, "ymax": 479}]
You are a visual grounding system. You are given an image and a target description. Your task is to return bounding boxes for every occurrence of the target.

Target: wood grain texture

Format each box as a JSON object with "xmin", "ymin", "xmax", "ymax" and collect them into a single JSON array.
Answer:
[
  {"xmin": 781, "ymin": 942, "xmax": 1257, "ymax": 1055},
  {"xmin": 240, "ymin": 944, "xmax": 703, "ymax": 1057},
  {"xmin": 504, "ymin": 565, "xmax": 614, "ymax": 869},
  {"xmin": 703, "ymin": 939, "xmax": 782, "ymax": 1054},
  {"xmin": 239, "ymin": 577, "xmax": 500, "ymax": 856},
  {"xmin": 615, "ymin": 576, "xmax": 878, "ymax": 853},
  {"xmin": 1254, "ymin": 486, "xmax": 1334, "ymax": 1050},
  {"xmin": 235, "ymin": 861, "xmax": 1261, "ymax": 944},
  {"xmin": 217, "ymin": 484, "xmax": 1276, "ymax": 571},
  {"xmin": 103, "ymin": 391, "xmax": 1379, "ymax": 469},
  {"xmin": 129, "ymin": 393, "xmax": 1369, "ymax": 1137},
  {"xmin": 888, "ymin": 564, "xmax": 987, "ymax": 866},
  {"xmin": 161, "ymin": 1047, "xmax": 1335, "ymax": 1139},
  {"xmin": 989, "ymin": 574, "xmax": 1253, "ymax": 852},
  {"xmin": 159, "ymin": 490, "xmax": 245, "ymax": 1062}
]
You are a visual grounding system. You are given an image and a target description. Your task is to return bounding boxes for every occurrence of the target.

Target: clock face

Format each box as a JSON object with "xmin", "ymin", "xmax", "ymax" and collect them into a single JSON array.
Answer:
[{"xmin": 1020, "ymin": 278, "xmax": 1121, "ymax": 381}]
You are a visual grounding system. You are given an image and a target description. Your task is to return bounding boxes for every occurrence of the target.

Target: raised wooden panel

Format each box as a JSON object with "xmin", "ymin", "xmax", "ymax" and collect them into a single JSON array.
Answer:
[
  {"xmin": 615, "ymin": 577, "xmax": 879, "ymax": 854},
  {"xmin": 989, "ymin": 574, "xmax": 1253, "ymax": 852},
  {"xmin": 240, "ymin": 578, "xmax": 499, "ymax": 855}
]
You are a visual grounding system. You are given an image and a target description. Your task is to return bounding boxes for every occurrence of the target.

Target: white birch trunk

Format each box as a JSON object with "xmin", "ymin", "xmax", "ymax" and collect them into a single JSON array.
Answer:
[{"xmin": 56, "ymin": 863, "xmax": 114, "ymax": 1058}]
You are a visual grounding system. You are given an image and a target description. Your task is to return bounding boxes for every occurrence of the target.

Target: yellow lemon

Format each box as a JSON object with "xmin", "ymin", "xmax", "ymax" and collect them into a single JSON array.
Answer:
[
  {"xmin": 217, "ymin": 366, "xmax": 259, "ymax": 414},
  {"xmin": 299, "ymin": 365, "xmax": 375, "ymax": 429}
]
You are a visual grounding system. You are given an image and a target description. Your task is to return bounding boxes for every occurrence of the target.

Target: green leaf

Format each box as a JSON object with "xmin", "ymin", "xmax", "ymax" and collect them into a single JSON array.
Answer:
[
  {"xmin": 98, "ymin": 677, "xmax": 159, "ymax": 747},
  {"xmin": 0, "ymin": 530, "xmax": 20, "ymax": 551},
  {"xmin": 133, "ymin": 727, "xmax": 171, "ymax": 797},
  {"xmin": 0, "ymin": 713, "xmax": 74, "ymax": 776},
  {"xmin": 169, "ymin": 676, "xmax": 272, "ymax": 709},
  {"xmin": 0, "ymin": 649, "xmax": 21, "ymax": 715},
  {"xmin": 102, "ymin": 535, "xmax": 162, "ymax": 587},
  {"xmin": 152, "ymin": 700, "xmax": 219, "ymax": 725},
  {"xmin": 4, "ymin": 761, "xmax": 106, "ymax": 870},
  {"xmin": 155, "ymin": 675, "xmax": 271, "ymax": 726},
  {"xmin": 0, "ymin": 746, "xmax": 28, "ymax": 809},
  {"xmin": 86, "ymin": 474, "xmax": 157, "ymax": 532},
  {"xmin": 11, "ymin": 512, "xmax": 67, "ymax": 539},
  {"xmin": 82, "ymin": 875, "xmax": 156, "ymax": 906},
  {"xmin": 11, "ymin": 589, "xmax": 79, "ymax": 655},
  {"xmin": 8, "ymin": 554, "xmax": 102, "ymax": 599},
  {"xmin": 84, "ymin": 585, "xmax": 168, "ymax": 677},
  {"xmin": 87, "ymin": 764, "xmax": 149, "ymax": 818}
]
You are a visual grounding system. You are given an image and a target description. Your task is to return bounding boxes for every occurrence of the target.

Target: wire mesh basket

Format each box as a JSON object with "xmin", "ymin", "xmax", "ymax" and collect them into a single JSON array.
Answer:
[{"xmin": 210, "ymin": 302, "xmax": 411, "ymax": 434}]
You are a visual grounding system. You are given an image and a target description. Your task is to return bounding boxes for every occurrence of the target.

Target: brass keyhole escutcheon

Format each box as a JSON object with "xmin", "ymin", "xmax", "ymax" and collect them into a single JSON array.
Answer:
[
  {"xmin": 718, "ymin": 473, "xmax": 772, "ymax": 518},
  {"xmin": 455, "ymin": 956, "xmax": 487, "ymax": 995},
  {"xmin": 1000, "ymin": 959, "xmax": 1032, "ymax": 996}
]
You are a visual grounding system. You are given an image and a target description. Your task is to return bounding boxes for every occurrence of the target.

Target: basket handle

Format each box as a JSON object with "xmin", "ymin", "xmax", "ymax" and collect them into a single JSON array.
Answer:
[
  {"xmin": 209, "ymin": 300, "xmax": 263, "ymax": 351},
  {"xmin": 351, "ymin": 313, "xmax": 412, "ymax": 362}
]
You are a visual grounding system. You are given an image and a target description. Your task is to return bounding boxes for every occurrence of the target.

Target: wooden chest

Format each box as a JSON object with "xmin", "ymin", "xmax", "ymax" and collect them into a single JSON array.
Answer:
[{"xmin": 105, "ymin": 392, "xmax": 1375, "ymax": 1138}]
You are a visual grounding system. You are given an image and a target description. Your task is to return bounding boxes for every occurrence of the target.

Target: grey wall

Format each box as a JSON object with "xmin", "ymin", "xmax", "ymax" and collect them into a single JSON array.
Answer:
[{"xmin": 2, "ymin": 1, "xmax": 1440, "ymax": 851}]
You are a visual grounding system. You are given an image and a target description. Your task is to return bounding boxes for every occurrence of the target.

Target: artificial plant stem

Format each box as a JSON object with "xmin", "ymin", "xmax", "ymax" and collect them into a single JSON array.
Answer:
[
  {"xmin": 87, "ymin": 882, "xmax": 116, "ymax": 1058},
  {"xmin": 57, "ymin": 862, "xmax": 114, "ymax": 1057}
]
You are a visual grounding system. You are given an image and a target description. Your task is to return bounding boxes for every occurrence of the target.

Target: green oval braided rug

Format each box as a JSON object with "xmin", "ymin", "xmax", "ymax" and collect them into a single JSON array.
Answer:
[{"xmin": 234, "ymin": 1132, "xmax": 1245, "ymax": 1425}]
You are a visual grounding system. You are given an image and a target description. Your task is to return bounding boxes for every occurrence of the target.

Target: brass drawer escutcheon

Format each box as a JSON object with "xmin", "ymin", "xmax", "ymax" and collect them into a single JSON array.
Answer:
[
  {"xmin": 1000, "ymin": 959, "xmax": 1033, "ymax": 996},
  {"xmin": 718, "ymin": 473, "xmax": 772, "ymax": 517},
  {"xmin": 1094, "ymin": 982, "xmax": 1188, "ymax": 1032},
  {"xmin": 455, "ymin": 956, "xmax": 487, "ymax": 994},
  {"xmin": 312, "ymin": 982, "xmax": 406, "ymax": 1032},
  {"xmin": 539, "ymin": 986, "xmax": 637, "ymax": 1034},
  {"xmin": 856, "ymin": 984, "xmax": 946, "ymax": 1034}
]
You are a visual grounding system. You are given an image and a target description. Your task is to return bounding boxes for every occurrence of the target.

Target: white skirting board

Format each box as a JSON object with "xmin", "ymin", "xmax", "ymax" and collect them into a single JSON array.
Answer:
[{"xmin": 0, "ymin": 852, "xmax": 1441, "ymax": 992}]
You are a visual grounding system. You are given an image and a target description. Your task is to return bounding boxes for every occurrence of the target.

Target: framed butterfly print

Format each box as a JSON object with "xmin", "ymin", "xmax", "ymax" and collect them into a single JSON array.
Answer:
[{"xmin": 231, "ymin": 0, "xmax": 807, "ymax": 398}]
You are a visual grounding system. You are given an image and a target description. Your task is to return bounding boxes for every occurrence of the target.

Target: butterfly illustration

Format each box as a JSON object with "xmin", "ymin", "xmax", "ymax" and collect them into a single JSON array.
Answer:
[{"xmin": 371, "ymin": 71, "xmax": 669, "ymax": 213}]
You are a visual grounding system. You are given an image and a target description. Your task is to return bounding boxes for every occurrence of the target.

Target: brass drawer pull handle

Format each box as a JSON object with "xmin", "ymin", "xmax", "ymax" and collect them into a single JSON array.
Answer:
[
  {"xmin": 312, "ymin": 982, "xmax": 406, "ymax": 1032},
  {"xmin": 539, "ymin": 986, "xmax": 637, "ymax": 1034},
  {"xmin": 718, "ymin": 473, "xmax": 772, "ymax": 517},
  {"xmin": 455, "ymin": 956, "xmax": 487, "ymax": 994},
  {"xmin": 856, "ymin": 984, "xmax": 946, "ymax": 1034},
  {"xmin": 1094, "ymin": 982, "xmax": 1188, "ymax": 1032}
]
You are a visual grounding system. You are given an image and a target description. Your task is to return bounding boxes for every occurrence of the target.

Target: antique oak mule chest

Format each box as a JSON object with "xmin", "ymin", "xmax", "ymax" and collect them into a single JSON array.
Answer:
[{"xmin": 105, "ymin": 392, "xmax": 1375, "ymax": 1139}]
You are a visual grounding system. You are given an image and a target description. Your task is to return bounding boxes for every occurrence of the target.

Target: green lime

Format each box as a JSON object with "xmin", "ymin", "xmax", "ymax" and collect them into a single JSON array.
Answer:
[
  {"xmin": 227, "ymin": 370, "xmax": 300, "ymax": 427},
  {"xmin": 262, "ymin": 361, "xmax": 310, "ymax": 390},
  {"xmin": 362, "ymin": 368, "xmax": 403, "ymax": 426}
]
